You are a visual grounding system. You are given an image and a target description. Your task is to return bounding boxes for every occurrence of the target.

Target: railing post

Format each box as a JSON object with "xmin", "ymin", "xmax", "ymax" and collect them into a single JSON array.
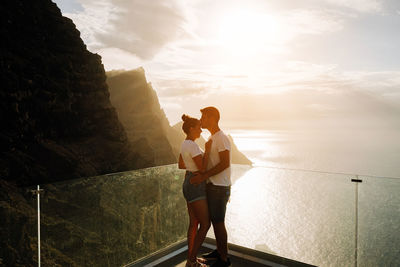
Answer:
[
  {"xmin": 31, "ymin": 185, "xmax": 44, "ymax": 267},
  {"xmin": 351, "ymin": 176, "xmax": 362, "ymax": 267}
]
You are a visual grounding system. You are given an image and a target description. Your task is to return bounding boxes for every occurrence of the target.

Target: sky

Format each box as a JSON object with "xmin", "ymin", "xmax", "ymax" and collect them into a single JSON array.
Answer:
[{"xmin": 53, "ymin": 0, "xmax": 400, "ymax": 129}]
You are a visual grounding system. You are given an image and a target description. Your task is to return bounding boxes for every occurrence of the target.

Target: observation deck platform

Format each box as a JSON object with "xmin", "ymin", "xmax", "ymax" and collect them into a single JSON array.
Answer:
[{"xmin": 126, "ymin": 237, "xmax": 315, "ymax": 267}]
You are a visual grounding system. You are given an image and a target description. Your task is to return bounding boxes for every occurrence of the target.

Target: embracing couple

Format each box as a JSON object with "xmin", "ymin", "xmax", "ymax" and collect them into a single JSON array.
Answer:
[{"xmin": 179, "ymin": 107, "xmax": 231, "ymax": 267}]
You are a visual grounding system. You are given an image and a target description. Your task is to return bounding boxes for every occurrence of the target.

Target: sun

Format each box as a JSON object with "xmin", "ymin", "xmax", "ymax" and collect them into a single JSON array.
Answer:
[{"xmin": 217, "ymin": 9, "xmax": 280, "ymax": 57}]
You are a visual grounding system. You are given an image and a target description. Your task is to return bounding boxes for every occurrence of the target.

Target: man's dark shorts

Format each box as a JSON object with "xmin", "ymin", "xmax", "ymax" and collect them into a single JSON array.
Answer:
[
  {"xmin": 182, "ymin": 171, "xmax": 207, "ymax": 203},
  {"xmin": 206, "ymin": 183, "xmax": 231, "ymax": 224}
]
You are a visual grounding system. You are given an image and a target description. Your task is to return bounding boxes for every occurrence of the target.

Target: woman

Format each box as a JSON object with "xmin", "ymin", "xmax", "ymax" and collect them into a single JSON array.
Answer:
[{"xmin": 179, "ymin": 114, "xmax": 212, "ymax": 267}]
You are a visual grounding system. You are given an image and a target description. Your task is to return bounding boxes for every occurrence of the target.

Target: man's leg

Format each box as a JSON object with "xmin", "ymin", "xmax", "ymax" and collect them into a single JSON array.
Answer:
[
  {"xmin": 207, "ymin": 184, "xmax": 230, "ymax": 263},
  {"xmin": 213, "ymin": 222, "xmax": 228, "ymax": 261}
]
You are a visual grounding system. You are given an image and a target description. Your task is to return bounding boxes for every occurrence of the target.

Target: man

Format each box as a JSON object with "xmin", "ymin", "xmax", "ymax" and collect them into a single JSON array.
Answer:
[{"xmin": 190, "ymin": 106, "xmax": 231, "ymax": 267}]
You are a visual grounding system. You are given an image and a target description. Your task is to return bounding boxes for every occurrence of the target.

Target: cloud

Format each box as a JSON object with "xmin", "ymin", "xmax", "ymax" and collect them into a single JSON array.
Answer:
[
  {"xmin": 63, "ymin": 0, "xmax": 114, "ymax": 48},
  {"xmin": 339, "ymin": 71, "xmax": 400, "ymax": 100},
  {"xmin": 146, "ymin": 60, "xmax": 400, "ymax": 108},
  {"xmin": 64, "ymin": 0, "xmax": 191, "ymax": 59},
  {"xmin": 96, "ymin": 1, "xmax": 190, "ymax": 60},
  {"xmin": 151, "ymin": 62, "xmax": 400, "ymax": 122},
  {"xmin": 154, "ymin": 79, "xmax": 213, "ymax": 97},
  {"xmin": 281, "ymin": 9, "xmax": 346, "ymax": 38},
  {"xmin": 53, "ymin": 0, "xmax": 84, "ymax": 13},
  {"xmin": 144, "ymin": 59, "xmax": 400, "ymax": 127},
  {"xmin": 322, "ymin": 0, "xmax": 383, "ymax": 13},
  {"xmin": 57, "ymin": 1, "xmax": 399, "ymax": 117},
  {"xmin": 224, "ymin": 75, "xmax": 248, "ymax": 79},
  {"xmin": 157, "ymin": 101, "xmax": 182, "ymax": 111},
  {"xmin": 96, "ymin": 48, "xmax": 143, "ymax": 70},
  {"xmin": 306, "ymin": 103, "xmax": 336, "ymax": 113}
]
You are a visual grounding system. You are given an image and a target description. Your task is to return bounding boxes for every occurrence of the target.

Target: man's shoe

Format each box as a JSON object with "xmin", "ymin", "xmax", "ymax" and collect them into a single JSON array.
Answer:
[
  {"xmin": 211, "ymin": 257, "xmax": 231, "ymax": 267},
  {"xmin": 201, "ymin": 249, "xmax": 220, "ymax": 261}
]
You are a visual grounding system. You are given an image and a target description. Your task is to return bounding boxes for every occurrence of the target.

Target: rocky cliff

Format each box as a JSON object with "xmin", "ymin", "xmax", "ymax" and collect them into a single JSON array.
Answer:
[
  {"xmin": 0, "ymin": 0, "xmax": 147, "ymax": 186},
  {"xmin": 0, "ymin": 166, "xmax": 188, "ymax": 267},
  {"xmin": 0, "ymin": 180, "xmax": 37, "ymax": 266},
  {"xmin": 106, "ymin": 69, "xmax": 176, "ymax": 166},
  {"xmin": 0, "ymin": 0, "xmax": 251, "ymax": 266},
  {"xmin": 106, "ymin": 69, "xmax": 251, "ymax": 166}
]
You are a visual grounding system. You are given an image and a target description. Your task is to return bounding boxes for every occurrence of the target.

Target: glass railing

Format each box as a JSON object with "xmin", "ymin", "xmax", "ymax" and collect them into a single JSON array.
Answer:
[
  {"xmin": 357, "ymin": 175, "xmax": 400, "ymax": 267},
  {"xmin": 32, "ymin": 165, "xmax": 188, "ymax": 267},
  {"xmin": 0, "ymin": 182, "xmax": 39, "ymax": 266},
  {"xmin": 21, "ymin": 164, "xmax": 399, "ymax": 266},
  {"xmin": 210, "ymin": 167, "xmax": 356, "ymax": 266},
  {"xmin": 29, "ymin": 186, "xmax": 43, "ymax": 266},
  {"xmin": 207, "ymin": 166, "xmax": 400, "ymax": 267}
]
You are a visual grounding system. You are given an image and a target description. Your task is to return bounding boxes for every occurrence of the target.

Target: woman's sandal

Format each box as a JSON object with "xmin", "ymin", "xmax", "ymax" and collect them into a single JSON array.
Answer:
[
  {"xmin": 185, "ymin": 259, "xmax": 208, "ymax": 267},
  {"xmin": 197, "ymin": 257, "xmax": 207, "ymax": 263}
]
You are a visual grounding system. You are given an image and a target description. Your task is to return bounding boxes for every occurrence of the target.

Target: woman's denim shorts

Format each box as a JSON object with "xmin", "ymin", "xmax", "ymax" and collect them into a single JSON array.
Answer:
[{"xmin": 182, "ymin": 171, "xmax": 207, "ymax": 203}]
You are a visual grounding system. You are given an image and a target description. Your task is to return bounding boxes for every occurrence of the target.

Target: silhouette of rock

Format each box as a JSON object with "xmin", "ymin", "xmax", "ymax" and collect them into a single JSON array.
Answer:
[
  {"xmin": 0, "ymin": 1, "xmax": 251, "ymax": 266},
  {"xmin": 0, "ymin": 2, "xmax": 192, "ymax": 265},
  {"xmin": 0, "ymin": 0, "xmax": 145, "ymax": 186},
  {"xmin": 106, "ymin": 68, "xmax": 251, "ymax": 166},
  {"xmin": 228, "ymin": 134, "xmax": 253, "ymax": 165},
  {"xmin": 0, "ymin": 180, "xmax": 37, "ymax": 266},
  {"xmin": 106, "ymin": 68, "xmax": 176, "ymax": 166},
  {"xmin": 106, "ymin": 69, "xmax": 251, "ymax": 165}
]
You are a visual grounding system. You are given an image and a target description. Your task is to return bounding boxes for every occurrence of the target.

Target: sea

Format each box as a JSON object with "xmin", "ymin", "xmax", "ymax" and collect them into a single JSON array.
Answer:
[{"xmin": 206, "ymin": 128, "xmax": 400, "ymax": 267}]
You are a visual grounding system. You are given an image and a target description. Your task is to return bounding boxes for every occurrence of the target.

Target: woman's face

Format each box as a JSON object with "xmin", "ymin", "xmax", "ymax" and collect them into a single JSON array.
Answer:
[{"xmin": 190, "ymin": 122, "xmax": 202, "ymax": 139}]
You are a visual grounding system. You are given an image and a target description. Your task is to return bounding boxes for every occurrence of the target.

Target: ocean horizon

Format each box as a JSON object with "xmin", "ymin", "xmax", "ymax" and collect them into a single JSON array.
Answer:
[
  {"xmin": 226, "ymin": 128, "xmax": 400, "ymax": 178},
  {"xmin": 204, "ymin": 128, "xmax": 400, "ymax": 266}
]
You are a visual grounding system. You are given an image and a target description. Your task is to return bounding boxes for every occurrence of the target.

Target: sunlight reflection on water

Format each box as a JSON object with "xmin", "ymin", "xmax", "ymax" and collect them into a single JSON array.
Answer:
[
  {"xmin": 204, "ymin": 128, "xmax": 400, "ymax": 266},
  {"xmin": 207, "ymin": 165, "xmax": 400, "ymax": 266},
  {"xmin": 228, "ymin": 129, "xmax": 400, "ymax": 178}
]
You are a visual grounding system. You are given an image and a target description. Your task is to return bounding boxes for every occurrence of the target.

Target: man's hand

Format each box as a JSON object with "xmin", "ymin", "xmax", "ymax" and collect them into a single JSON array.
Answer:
[
  {"xmin": 205, "ymin": 139, "xmax": 213, "ymax": 152},
  {"xmin": 190, "ymin": 174, "xmax": 204, "ymax": 185}
]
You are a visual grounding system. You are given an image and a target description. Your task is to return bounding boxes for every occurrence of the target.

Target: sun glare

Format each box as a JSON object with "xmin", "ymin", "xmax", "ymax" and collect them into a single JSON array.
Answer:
[{"xmin": 218, "ymin": 9, "xmax": 280, "ymax": 57}]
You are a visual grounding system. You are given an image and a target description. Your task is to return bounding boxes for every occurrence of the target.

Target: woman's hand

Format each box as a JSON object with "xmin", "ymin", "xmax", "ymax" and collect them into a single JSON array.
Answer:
[{"xmin": 178, "ymin": 154, "xmax": 186, "ymax": 169}]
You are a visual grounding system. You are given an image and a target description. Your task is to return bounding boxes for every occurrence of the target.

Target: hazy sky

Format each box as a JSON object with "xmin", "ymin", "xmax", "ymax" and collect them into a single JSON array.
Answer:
[{"xmin": 54, "ymin": 0, "xmax": 400, "ymax": 129}]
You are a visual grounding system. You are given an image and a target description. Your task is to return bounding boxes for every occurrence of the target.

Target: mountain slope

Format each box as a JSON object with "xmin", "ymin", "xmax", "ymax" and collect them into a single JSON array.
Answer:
[
  {"xmin": 0, "ymin": 0, "xmax": 144, "ymax": 186},
  {"xmin": 106, "ymin": 68, "xmax": 176, "ymax": 166}
]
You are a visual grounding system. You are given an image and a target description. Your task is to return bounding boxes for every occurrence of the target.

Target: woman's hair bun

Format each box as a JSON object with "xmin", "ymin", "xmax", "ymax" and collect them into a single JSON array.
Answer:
[
  {"xmin": 181, "ymin": 114, "xmax": 189, "ymax": 122},
  {"xmin": 181, "ymin": 114, "xmax": 199, "ymax": 135}
]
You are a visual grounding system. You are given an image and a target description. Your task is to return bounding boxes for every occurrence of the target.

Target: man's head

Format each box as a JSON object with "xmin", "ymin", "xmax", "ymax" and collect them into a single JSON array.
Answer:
[{"xmin": 200, "ymin": 106, "xmax": 220, "ymax": 129}]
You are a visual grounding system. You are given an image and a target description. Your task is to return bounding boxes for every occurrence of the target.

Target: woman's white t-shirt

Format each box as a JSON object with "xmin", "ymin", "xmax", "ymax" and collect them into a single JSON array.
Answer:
[{"xmin": 180, "ymin": 140, "xmax": 203, "ymax": 172}]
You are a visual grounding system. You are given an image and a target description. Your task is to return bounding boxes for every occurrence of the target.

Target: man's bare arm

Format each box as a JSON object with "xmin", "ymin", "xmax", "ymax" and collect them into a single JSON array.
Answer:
[
  {"xmin": 190, "ymin": 150, "xmax": 230, "ymax": 184},
  {"xmin": 204, "ymin": 150, "xmax": 229, "ymax": 178},
  {"xmin": 200, "ymin": 140, "xmax": 212, "ymax": 172}
]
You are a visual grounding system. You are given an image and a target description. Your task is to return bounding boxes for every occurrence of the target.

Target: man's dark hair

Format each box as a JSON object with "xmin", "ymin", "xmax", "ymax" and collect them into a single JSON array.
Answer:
[{"xmin": 200, "ymin": 106, "xmax": 220, "ymax": 122}]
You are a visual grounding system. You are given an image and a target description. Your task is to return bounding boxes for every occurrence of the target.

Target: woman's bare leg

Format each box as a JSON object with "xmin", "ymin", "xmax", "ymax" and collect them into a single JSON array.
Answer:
[
  {"xmin": 187, "ymin": 202, "xmax": 199, "ymax": 261},
  {"xmin": 188, "ymin": 199, "xmax": 211, "ymax": 261}
]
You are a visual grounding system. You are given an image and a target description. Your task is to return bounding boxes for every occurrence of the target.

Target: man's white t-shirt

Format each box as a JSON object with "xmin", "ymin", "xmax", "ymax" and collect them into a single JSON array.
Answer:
[
  {"xmin": 207, "ymin": 130, "xmax": 231, "ymax": 186},
  {"xmin": 180, "ymin": 140, "xmax": 203, "ymax": 172}
]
